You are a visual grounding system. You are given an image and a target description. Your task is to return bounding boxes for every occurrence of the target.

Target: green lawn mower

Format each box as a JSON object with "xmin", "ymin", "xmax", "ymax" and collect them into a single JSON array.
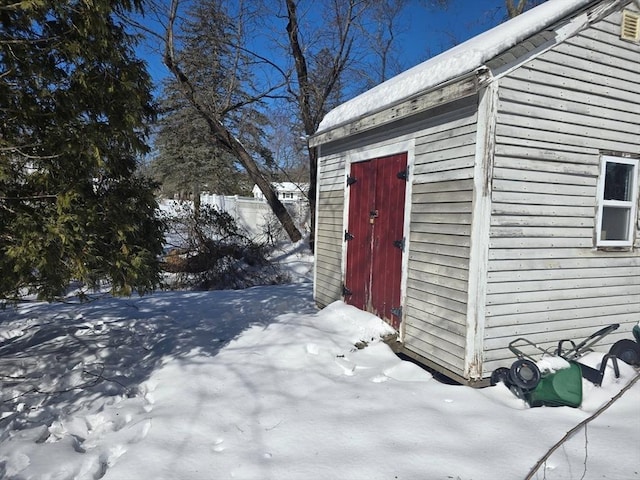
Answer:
[{"xmin": 491, "ymin": 323, "xmax": 640, "ymax": 408}]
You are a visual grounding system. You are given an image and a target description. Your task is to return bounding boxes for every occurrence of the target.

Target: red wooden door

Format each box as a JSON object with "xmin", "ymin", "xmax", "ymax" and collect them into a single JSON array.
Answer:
[{"xmin": 344, "ymin": 153, "xmax": 407, "ymax": 328}]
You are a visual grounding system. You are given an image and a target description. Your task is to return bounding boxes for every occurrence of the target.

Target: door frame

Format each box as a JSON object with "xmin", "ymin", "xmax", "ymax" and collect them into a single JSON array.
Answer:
[{"xmin": 342, "ymin": 138, "xmax": 415, "ymax": 337}]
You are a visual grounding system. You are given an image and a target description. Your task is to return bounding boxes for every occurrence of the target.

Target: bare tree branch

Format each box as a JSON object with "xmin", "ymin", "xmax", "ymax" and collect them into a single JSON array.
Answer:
[{"xmin": 162, "ymin": 0, "xmax": 302, "ymax": 242}]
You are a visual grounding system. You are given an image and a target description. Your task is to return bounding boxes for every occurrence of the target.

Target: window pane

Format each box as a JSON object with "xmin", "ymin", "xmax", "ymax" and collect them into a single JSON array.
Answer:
[
  {"xmin": 604, "ymin": 162, "xmax": 633, "ymax": 201},
  {"xmin": 601, "ymin": 206, "xmax": 630, "ymax": 240}
]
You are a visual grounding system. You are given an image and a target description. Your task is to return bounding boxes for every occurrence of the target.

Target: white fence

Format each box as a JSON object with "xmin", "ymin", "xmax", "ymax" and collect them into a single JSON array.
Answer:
[{"xmin": 199, "ymin": 193, "xmax": 309, "ymax": 239}]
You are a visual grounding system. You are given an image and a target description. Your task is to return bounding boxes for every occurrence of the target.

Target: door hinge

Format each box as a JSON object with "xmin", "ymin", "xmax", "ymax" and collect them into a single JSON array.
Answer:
[
  {"xmin": 397, "ymin": 168, "xmax": 408, "ymax": 181},
  {"xmin": 393, "ymin": 238, "xmax": 405, "ymax": 251},
  {"xmin": 342, "ymin": 285, "xmax": 352, "ymax": 296},
  {"xmin": 344, "ymin": 231, "xmax": 354, "ymax": 241},
  {"xmin": 391, "ymin": 306, "xmax": 403, "ymax": 318},
  {"xmin": 347, "ymin": 175, "xmax": 357, "ymax": 186}
]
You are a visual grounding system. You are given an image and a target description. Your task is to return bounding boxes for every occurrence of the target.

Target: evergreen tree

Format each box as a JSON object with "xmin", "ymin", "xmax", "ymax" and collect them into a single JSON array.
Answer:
[
  {"xmin": 0, "ymin": 0, "xmax": 164, "ymax": 300},
  {"xmin": 153, "ymin": 0, "xmax": 275, "ymax": 202},
  {"xmin": 152, "ymin": 82, "xmax": 251, "ymax": 199},
  {"xmin": 162, "ymin": 0, "xmax": 303, "ymax": 242}
]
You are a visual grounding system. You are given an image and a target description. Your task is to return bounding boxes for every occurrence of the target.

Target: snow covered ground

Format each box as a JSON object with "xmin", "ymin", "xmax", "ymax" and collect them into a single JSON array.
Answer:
[{"xmin": 1, "ymin": 244, "xmax": 638, "ymax": 480}]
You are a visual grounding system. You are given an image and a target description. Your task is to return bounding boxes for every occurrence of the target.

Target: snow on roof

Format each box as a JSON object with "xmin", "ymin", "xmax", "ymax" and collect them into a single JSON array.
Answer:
[{"xmin": 317, "ymin": 0, "xmax": 594, "ymax": 133}]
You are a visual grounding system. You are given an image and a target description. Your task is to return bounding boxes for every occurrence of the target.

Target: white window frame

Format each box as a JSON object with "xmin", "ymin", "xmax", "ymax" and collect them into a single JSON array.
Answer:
[{"xmin": 595, "ymin": 155, "xmax": 639, "ymax": 248}]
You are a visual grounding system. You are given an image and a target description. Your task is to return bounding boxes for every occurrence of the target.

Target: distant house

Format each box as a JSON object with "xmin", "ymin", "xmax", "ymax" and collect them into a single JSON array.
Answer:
[
  {"xmin": 310, "ymin": 0, "xmax": 640, "ymax": 384},
  {"xmin": 252, "ymin": 182, "xmax": 309, "ymax": 203}
]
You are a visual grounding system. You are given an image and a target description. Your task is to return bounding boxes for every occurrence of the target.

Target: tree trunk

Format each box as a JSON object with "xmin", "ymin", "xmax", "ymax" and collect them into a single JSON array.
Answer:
[
  {"xmin": 505, "ymin": 0, "xmax": 527, "ymax": 18},
  {"xmin": 230, "ymin": 133, "xmax": 302, "ymax": 243},
  {"xmin": 285, "ymin": 0, "xmax": 352, "ymax": 251},
  {"xmin": 163, "ymin": 0, "xmax": 302, "ymax": 243}
]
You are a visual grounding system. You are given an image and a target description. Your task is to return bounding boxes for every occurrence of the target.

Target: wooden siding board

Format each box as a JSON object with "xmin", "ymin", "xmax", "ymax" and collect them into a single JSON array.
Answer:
[
  {"xmin": 408, "ymin": 268, "xmax": 469, "ymax": 293},
  {"xmin": 405, "ymin": 293, "xmax": 468, "ymax": 319},
  {"xmin": 489, "ymin": 237, "xmax": 594, "ymax": 248},
  {"xmin": 493, "ymin": 179, "xmax": 594, "ymax": 197},
  {"xmin": 314, "ymin": 244, "xmax": 342, "ymax": 260},
  {"xmin": 491, "ymin": 215, "xmax": 593, "ymax": 228},
  {"xmin": 413, "ymin": 157, "xmax": 476, "ymax": 176},
  {"xmin": 408, "ymin": 240, "xmax": 471, "ymax": 260},
  {"xmin": 415, "ymin": 131, "xmax": 477, "ymax": 155},
  {"xmin": 409, "ymin": 222, "xmax": 472, "ymax": 236},
  {"xmin": 408, "ymin": 254, "xmax": 470, "ymax": 276},
  {"xmin": 491, "ymin": 203, "xmax": 594, "ymax": 218},
  {"xmin": 411, "ymin": 202, "xmax": 473, "ymax": 214},
  {"xmin": 505, "ymin": 64, "xmax": 640, "ymax": 106},
  {"xmin": 569, "ymin": 26, "xmax": 640, "ymax": 66},
  {"xmin": 405, "ymin": 319, "xmax": 467, "ymax": 346},
  {"xmin": 486, "ymin": 284, "xmax": 640, "ymax": 306},
  {"xmin": 485, "ymin": 294, "xmax": 635, "ymax": 318},
  {"xmin": 555, "ymin": 38, "xmax": 639, "ymax": 76},
  {"xmin": 412, "ymin": 169, "xmax": 475, "ymax": 184},
  {"xmin": 488, "ymin": 247, "xmax": 620, "ymax": 260},
  {"xmin": 498, "ymin": 112, "xmax": 638, "ymax": 145},
  {"xmin": 484, "ymin": 303, "xmax": 638, "ymax": 328},
  {"xmin": 410, "ymin": 231, "xmax": 472, "ymax": 247},
  {"xmin": 492, "ymin": 190, "xmax": 595, "ymax": 207},
  {"xmin": 407, "ymin": 297, "xmax": 467, "ymax": 327},
  {"xmin": 486, "ymin": 274, "xmax": 639, "ymax": 295},
  {"xmin": 492, "ymin": 164, "xmax": 598, "ymax": 183},
  {"xmin": 416, "ymin": 144, "xmax": 477, "ymax": 163},
  {"xmin": 488, "ymin": 256, "xmax": 640, "ymax": 273},
  {"xmin": 407, "ymin": 259, "xmax": 469, "ymax": 281},
  {"xmin": 483, "ymin": 325, "xmax": 637, "ymax": 352},
  {"xmin": 413, "ymin": 111, "xmax": 478, "ymax": 141},
  {"xmin": 412, "ymin": 209, "xmax": 473, "ymax": 222},
  {"xmin": 488, "ymin": 266, "xmax": 639, "ymax": 284},
  {"xmin": 403, "ymin": 325, "xmax": 466, "ymax": 375},
  {"xmin": 496, "ymin": 124, "xmax": 638, "ymax": 155},
  {"xmin": 407, "ymin": 278, "xmax": 468, "ymax": 304},
  {"xmin": 499, "ymin": 82, "xmax": 640, "ymax": 124},
  {"xmin": 485, "ymin": 315, "xmax": 640, "ymax": 347},
  {"xmin": 412, "ymin": 190, "xmax": 474, "ymax": 203},
  {"xmin": 498, "ymin": 101, "xmax": 639, "ymax": 139},
  {"xmin": 494, "ymin": 135, "xmax": 598, "ymax": 158},
  {"xmin": 539, "ymin": 48, "xmax": 640, "ymax": 88},
  {"xmin": 411, "ymin": 179, "xmax": 475, "ymax": 193}
]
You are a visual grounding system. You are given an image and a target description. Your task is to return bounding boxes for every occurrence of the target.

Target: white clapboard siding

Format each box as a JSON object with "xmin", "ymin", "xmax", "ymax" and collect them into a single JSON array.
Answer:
[
  {"xmin": 403, "ymin": 107, "xmax": 478, "ymax": 377},
  {"xmin": 314, "ymin": 147, "xmax": 345, "ymax": 306},
  {"xmin": 484, "ymin": 9, "xmax": 640, "ymax": 374}
]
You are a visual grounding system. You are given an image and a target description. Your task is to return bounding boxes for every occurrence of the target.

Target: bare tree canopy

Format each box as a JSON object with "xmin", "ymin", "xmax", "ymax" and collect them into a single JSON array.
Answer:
[{"xmin": 130, "ymin": 1, "xmax": 481, "ymax": 247}]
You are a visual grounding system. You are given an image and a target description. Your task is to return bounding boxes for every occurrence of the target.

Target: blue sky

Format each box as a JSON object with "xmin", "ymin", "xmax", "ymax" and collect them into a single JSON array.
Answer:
[
  {"xmin": 398, "ymin": 0, "xmax": 509, "ymax": 68},
  {"xmin": 137, "ymin": 0, "xmax": 512, "ymax": 95}
]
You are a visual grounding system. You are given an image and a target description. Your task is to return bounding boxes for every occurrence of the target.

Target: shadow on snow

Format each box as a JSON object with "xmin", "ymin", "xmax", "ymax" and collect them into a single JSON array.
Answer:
[{"xmin": 0, "ymin": 283, "xmax": 316, "ymax": 434}]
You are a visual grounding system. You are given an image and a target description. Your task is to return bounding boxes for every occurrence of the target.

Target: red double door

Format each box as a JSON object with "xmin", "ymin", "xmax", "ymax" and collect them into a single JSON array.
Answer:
[{"xmin": 344, "ymin": 153, "xmax": 407, "ymax": 329}]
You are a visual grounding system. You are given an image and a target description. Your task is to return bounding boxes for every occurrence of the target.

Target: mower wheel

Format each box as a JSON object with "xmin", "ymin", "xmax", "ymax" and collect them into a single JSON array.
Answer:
[
  {"xmin": 490, "ymin": 367, "xmax": 511, "ymax": 386},
  {"xmin": 609, "ymin": 339, "xmax": 640, "ymax": 367},
  {"xmin": 508, "ymin": 359, "xmax": 541, "ymax": 392}
]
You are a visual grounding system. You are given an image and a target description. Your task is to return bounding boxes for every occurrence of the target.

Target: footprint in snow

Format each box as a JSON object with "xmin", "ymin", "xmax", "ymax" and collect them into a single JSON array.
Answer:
[
  {"xmin": 370, "ymin": 374, "xmax": 389, "ymax": 383},
  {"xmin": 212, "ymin": 438, "xmax": 225, "ymax": 452},
  {"xmin": 334, "ymin": 356, "xmax": 356, "ymax": 376},
  {"xmin": 305, "ymin": 343, "xmax": 319, "ymax": 355}
]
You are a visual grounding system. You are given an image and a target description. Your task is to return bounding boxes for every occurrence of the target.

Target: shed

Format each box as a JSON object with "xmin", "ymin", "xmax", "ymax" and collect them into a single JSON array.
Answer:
[{"xmin": 310, "ymin": 0, "xmax": 640, "ymax": 384}]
